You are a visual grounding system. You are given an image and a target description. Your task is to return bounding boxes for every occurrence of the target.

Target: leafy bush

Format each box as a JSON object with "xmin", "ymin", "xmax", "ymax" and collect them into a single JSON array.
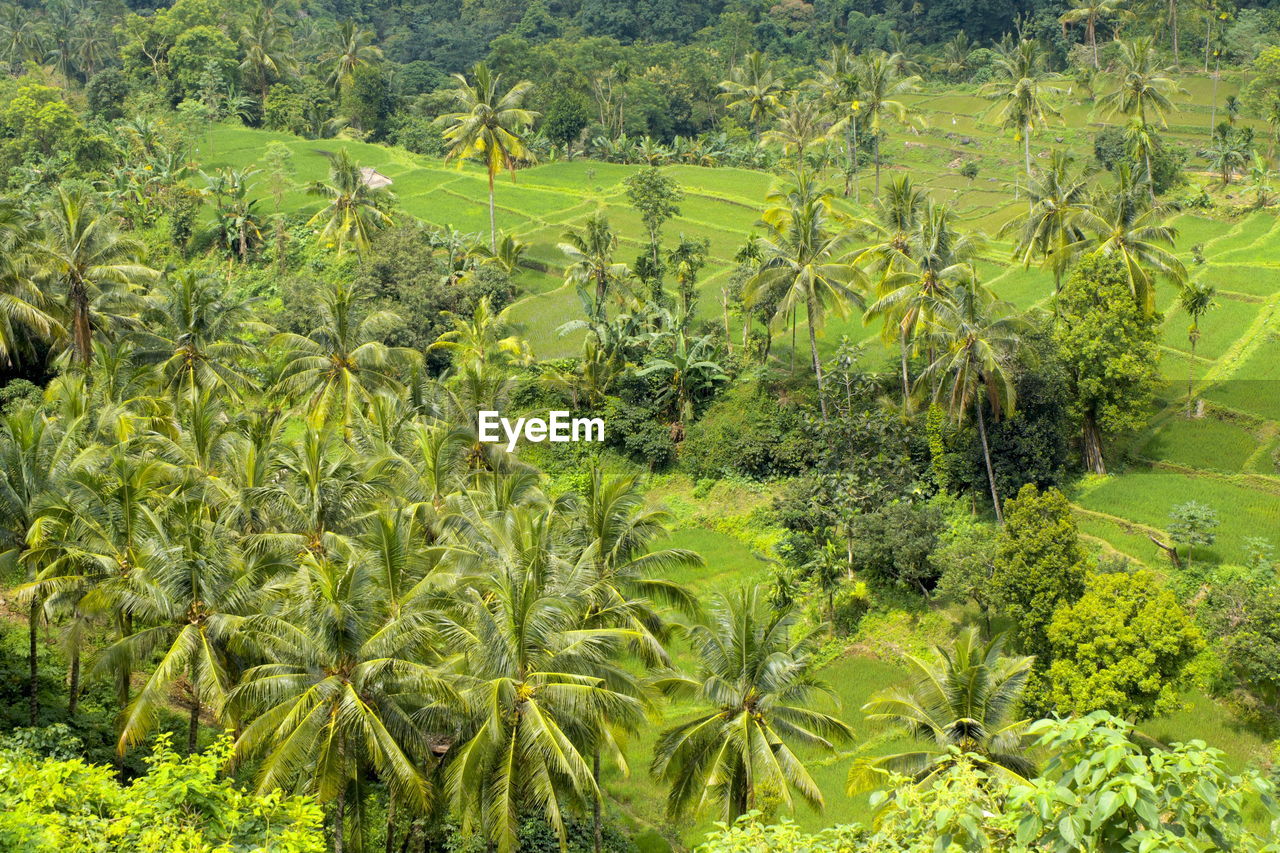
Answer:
[
  {"xmin": 1093, "ymin": 125, "xmax": 1187, "ymax": 195},
  {"xmin": 832, "ymin": 582, "xmax": 872, "ymax": 635},
  {"xmin": 680, "ymin": 385, "xmax": 812, "ymax": 479},
  {"xmin": 0, "ymin": 733, "xmax": 324, "ymax": 852}
]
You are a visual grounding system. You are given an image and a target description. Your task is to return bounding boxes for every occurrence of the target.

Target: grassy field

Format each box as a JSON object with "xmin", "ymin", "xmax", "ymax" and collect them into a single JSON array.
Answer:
[{"xmin": 187, "ymin": 71, "xmax": 1280, "ymax": 843}]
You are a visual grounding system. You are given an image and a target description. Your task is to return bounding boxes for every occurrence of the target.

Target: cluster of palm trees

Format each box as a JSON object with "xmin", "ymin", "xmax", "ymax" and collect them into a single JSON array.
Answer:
[{"xmin": 0, "ymin": 243, "xmax": 864, "ymax": 850}]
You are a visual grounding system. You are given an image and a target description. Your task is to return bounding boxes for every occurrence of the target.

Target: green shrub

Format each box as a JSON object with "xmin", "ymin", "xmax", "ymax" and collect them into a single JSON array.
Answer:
[
  {"xmin": 833, "ymin": 581, "xmax": 872, "ymax": 635},
  {"xmin": 680, "ymin": 386, "xmax": 812, "ymax": 480}
]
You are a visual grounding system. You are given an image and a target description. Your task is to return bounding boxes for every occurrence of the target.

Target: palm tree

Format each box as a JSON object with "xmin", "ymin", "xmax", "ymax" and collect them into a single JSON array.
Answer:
[
  {"xmin": 1075, "ymin": 168, "xmax": 1186, "ymax": 312},
  {"xmin": 439, "ymin": 63, "xmax": 538, "ymax": 251},
  {"xmin": 0, "ymin": 407, "xmax": 82, "ymax": 725},
  {"xmin": 651, "ymin": 587, "xmax": 853, "ymax": 822},
  {"xmin": 1001, "ymin": 151, "xmax": 1092, "ymax": 306},
  {"xmin": 229, "ymin": 547, "xmax": 440, "ymax": 853},
  {"xmin": 718, "ymin": 51, "xmax": 783, "ymax": 135},
  {"xmin": 981, "ymin": 39, "xmax": 1064, "ymax": 184},
  {"xmin": 0, "ymin": 200, "xmax": 60, "ymax": 366},
  {"xmin": 441, "ymin": 505, "xmax": 645, "ymax": 853},
  {"xmin": 815, "ymin": 45, "xmax": 865, "ymax": 200},
  {"xmin": 560, "ymin": 213, "xmax": 631, "ymax": 320},
  {"xmin": 918, "ymin": 276, "xmax": 1023, "ymax": 523},
  {"xmin": 305, "ymin": 149, "xmax": 394, "ymax": 258},
  {"xmin": 273, "ymin": 281, "xmax": 420, "ymax": 424},
  {"xmin": 240, "ymin": 5, "xmax": 296, "ymax": 102},
  {"xmin": 1178, "ymin": 280, "xmax": 1218, "ymax": 417},
  {"xmin": 858, "ymin": 50, "xmax": 923, "ymax": 197},
  {"xmin": 1203, "ymin": 126, "xmax": 1249, "ymax": 186},
  {"xmin": 131, "ymin": 270, "xmax": 262, "ymax": 400},
  {"xmin": 848, "ymin": 627, "xmax": 1034, "ymax": 791},
  {"xmin": 1099, "ymin": 37, "xmax": 1184, "ymax": 128},
  {"xmin": 1059, "ymin": 0, "xmax": 1131, "ymax": 67},
  {"xmin": 745, "ymin": 175, "xmax": 863, "ymax": 420},
  {"xmin": 33, "ymin": 188, "xmax": 156, "ymax": 368},
  {"xmin": 764, "ymin": 93, "xmax": 828, "ymax": 166},
  {"xmin": 866, "ymin": 201, "xmax": 983, "ymax": 407},
  {"xmin": 323, "ymin": 20, "xmax": 382, "ymax": 92},
  {"xmin": 427, "ymin": 296, "xmax": 531, "ymax": 371},
  {"xmin": 636, "ymin": 329, "xmax": 729, "ymax": 431}
]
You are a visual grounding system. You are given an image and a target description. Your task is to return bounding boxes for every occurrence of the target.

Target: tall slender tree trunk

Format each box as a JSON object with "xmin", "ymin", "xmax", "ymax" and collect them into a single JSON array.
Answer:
[
  {"xmin": 1170, "ymin": 0, "xmax": 1180, "ymax": 66},
  {"xmin": 72, "ymin": 284, "xmax": 92, "ymax": 369},
  {"xmin": 1023, "ymin": 124, "xmax": 1032, "ymax": 180},
  {"xmin": 592, "ymin": 749, "xmax": 603, "ymax": 853},
  {"xmin": 68, "ymin": 643, "xmax": 80, "ymax": 717},
  {"xmin": 1146, "ymin": 147, "xmax": 1156, "ymax": 203},
  {"xmin": 899, "ymin": 328, "xmax": 911, "ymax": 404},
  {"xmin": 874, "ymin": 133, "xmax": 883, "ymax": 197},
  {"xmin": 807, "ymin": 300, "xmax": 828, "ymax": 421},
  {"xmin": 1083, "ymin": 415, "xmax": 1106, "ymax": 474},
  {"xmin": 1187, "ymin": 330, "xmax": 1198, "ymax": 417},
  {"xmin": 487, "ymin": 169, "xmax": 497, "ymax": 253},
  {"xmin": 385, "ymin": 796, "xmax": 397, "ymax": 853},
  {"xmin": 334, "ymin": 782, "xmax": 346, "ymax": 853},
  {"xmin": 1204, "ymin": 17, "xmax": 1212, "ymax": 72},
  {"xmin": 28, "ymin": 598, "xmax": 39, "ymax": 725},
  {"xmin": 1090, "ymin": 20, "xmax": 1099, "ymax": 68},
  {"xmin": 187, "ymin": 656, "xmax": 200, "ymax": 755},
  {"xmin": 975, "ymin": 397, "xmax": 1003, "ymax": 523},
  {"xmin": 789, "ymin": 309, "xmax": 796, "ymax": 375}
]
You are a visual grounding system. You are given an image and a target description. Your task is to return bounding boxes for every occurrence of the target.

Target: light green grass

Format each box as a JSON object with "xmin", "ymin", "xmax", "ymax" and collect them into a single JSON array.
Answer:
[
  {"xmin": 1160, "ymin": 295, "xmax": 1261, "ymax": 359},
  {"xmin": 1142, "ymin": 416, "xmax": 1261, "ymax": 474},
  {"xmin": 1204, "ymin": 334, "xmax": 1280, "ymax": 419}
]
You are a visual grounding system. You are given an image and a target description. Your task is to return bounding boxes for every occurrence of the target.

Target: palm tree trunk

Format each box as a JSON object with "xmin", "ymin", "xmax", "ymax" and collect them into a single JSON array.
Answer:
[
  {"xmin": 1187, "ymin": 332, "xmax": 1197, "ymax": 417},
  {"xmin": 975, "ymin": 397, "xmax": 1003, "ymax": 523},
  {"xmin": 187, "ymin": 656, "xmax": 200, "ymax": 755},
  {"xmin": 487, "ymin": 168, "xmax": 497, "ymax": 253},
  {"xmin": 789, "ymin": 309, "xmax": 796, "ymax": 375},
  {"xmin": 1083, "ymin": 414, "xmax": 1106, "ymax": 475},
  {"xmin": 1146, "ymin": 147, "xmax": 1155, "ymax": 202},
  {"xmin": 385, "ymin": 796, "xmax": 397, "ymax": 853},
  {"xmin": 28, "ymin": 598, "xmax": 39, "ymax": 725},
  {"xmin": 1090, "ymin": 19, "xmax": 1099, "ymax": 68},
  {"xmin": 874, "ymin": 132, "xmax": 882, "ymax": 197},
  {"xmin": 1023, "ymin": 122, "xmax": 1032, "ymax": 181},
  {"xmin": 334, "ymin": 783, "xmax": 346, "ymax": 853},
  {"xmin": 72, "ymin": 282, "xmax": 92, "ymax": 368},
  {"xmin": 852, "ymin": 113, "xmax": 861, "ymax": 204},
  {"xmin": 807, "ymin": 300, "xmax": 828, "ymax": 421},
  {"xmin": 899, "ymin": 329, "xmax": 911, "ymax": 404},
  {"xmin": 1170, "ymin": 0, "xmax": 1180, "ymax": 66},
  {"xmin": 592, "ymin": 749, "xmax": 603, "ymax": 853},
  {"xmin": 1204, "ymin": 17, "xmax": 1212, "ymax": 72},
  {"xmin": 68, "ymin": 643, "xmax": 80, "ymax": 717}
]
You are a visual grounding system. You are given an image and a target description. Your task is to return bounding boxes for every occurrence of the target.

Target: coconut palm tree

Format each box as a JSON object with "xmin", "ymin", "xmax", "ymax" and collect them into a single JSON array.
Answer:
[
  {"xmin": 0, "ymin": 200, "xmax": 60, "ymax": 367},
  {"xmin": 981, "ymin": 39, "xmax": 1064, "ymax": 184},
  {"xmin": 323, "ymin": 20, "xmax": 382, "ymax": 92},
  {"xmin": 132, "ymin": 270, "xmax": 262, "ymax": 401},
  {"xmin": 815, "ymin": 45, "xmax": 865, "ymax": 199},
  {"xmin": 718, "ymin": 51, "xmax": 784, "ymax": 135},
  {"xmin": 636, "ymin": 329, "xmax": 729, "ymax": 431},
  {"xmin": 228, "ymin": 546, "xmax": 441, "ymax": 853},
  {"xmin": 1075, "ymin": 167, "xmax": 1186, "ymax": 312},
  {"xmin": 439, "ymin": 63, "xmax": 538, "ymax": 251},
  {"xmin": 440, "ymin": 504, "xmax": 645, "ymax": 853},
  {"xmin": 651, "ymin": 586, "xmax": 854, "ymax": 822},
  {"xmin": 848, "ymin": 627, "xmax": 1035, "ymax": 791},
  {"xmin": 428, "ymin": 296, "xmax": 532, "ymax": 371},
  {"xmin": 273, "ymin": 281, "xmax": 420, "ymax": 424},
  {"xmin": 1059, "ymin": 0, "xmax": 1132, "ymax": 67},
  {"xmin": 1099, "ymin": 36, "xmax": 1184, "ymax": 128},
  {"xmin": 918, "ymin": 276, "xmax": 1023, "ymax": 523},
  {"xmin": 1178, "ymin": 279, "xmax": 1218, "ymax": 417},
  {"xmin": 33, "ymin": 188, "xmax": 156, "ymax": 368},
  {"xmin": 745, "ymin": 174, "xmax": 863, "ymax": 420},
  {"xmin": 1002, "ymin": 150, "xmax": 1093, "ymax": 305},
  {"xmin": 0, "ymin": 407, "xmax": 82, "ymax": 725},
  {"xmin": 305, "ymin": 149, "xmax": 394, "ymax": 258},
  {"xmin": 560, "ymin": 213, "xmax": 631, "ymax": 320},
  {"xmin": 865, "ymin": 201, "xmax": 983, "ymax": 408},
  {"xmin": 240, "ymin": 5, "xmax": 296, "ymax": 102},
  {"xmin": 858, "ymin": 50, "xmax": 923, "ymax": 197},
  {"xmin": 764, "ymin": 93, "xmax": 828, "ymax": 166}
]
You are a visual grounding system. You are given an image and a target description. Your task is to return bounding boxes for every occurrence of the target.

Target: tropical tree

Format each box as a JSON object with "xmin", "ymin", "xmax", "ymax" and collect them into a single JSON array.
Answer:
[
  {"xmin": 636, "ymin": 329, "xmax": 729, "ymax": 430},
  {"xmin": 1059, "ymin": 0, "xmax": 1131, "ymax": 67},
  {"xmin": 981, "ymin": 39, "xmax": 1064, "ymax": 183},
  {"xmin": 1075, "ymin": 167, "xmax": 1187, "ymax": 312},
  {"xmin": 0, "ymin": 200, "xmax": 59, "ymax": 366},
  {"xmin": 240, "ymin": 5, "xmax": 296, "ymax": 102},
  {"xmin": 848, "ymin": 627, "xmax": 1035, "ymax": 791},
  {"xmin": 439, "ymin": 63, "xmax": 538, "ymax": 251},
  {"xmin": 858, "ymin": 51, "xmax": 922, "ymax": 197},
  {"xmin": 1100, "ymin": 37, "xmax": 1184, "ymax": 128},
  {"xmin": 764, "ymin": 94, "xmax": 828, "ymax": 166},
  {"xmin": 440, "ymin": 504, "xmax": 645, "ymax": 853},
  {"xmin": 305, "ymin": 149, "xmax": 394, "ymax": 258},
  {"xmin": 1178, "ymin": 279, "xmax": 1217, "ymax": 416},
  {"xmin": 560, "ymin": 213, "xmax": 631, "ymax": 320},
  {"xmin": 228, "ymin": 546, "xmax": 439, "ymax": 853},
  {"xmin": 272, "ymin": 281, "xmax": 419, "ymax": 424},
  {"xmin": 745, "ymin": 175, "xmax": 862, "ymax": 420},
  {"xmin": 718, "ymin": 51, "xmax": 783, "ymax": 135},
  {"xmin": 1001, "ymin": 150, "xmax": 1092, "ymax": 304},
  {"xmin": 322, "ymin": 20, "xmax": 382, "ymax": 92},
  {"xmin": 32, "ymin": 188, "xmax": 156, "ymax": 368},
  {"xmin": 652, "ymin": 587, "xmax": 853, "ymax": 822},
  {"xmin": 815, "ymin": 45, "xmax": 865, "ymax": 199},
  {"xmin": 918, "ymin": 276, "xmax": 1022, "ymax": 522}
]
